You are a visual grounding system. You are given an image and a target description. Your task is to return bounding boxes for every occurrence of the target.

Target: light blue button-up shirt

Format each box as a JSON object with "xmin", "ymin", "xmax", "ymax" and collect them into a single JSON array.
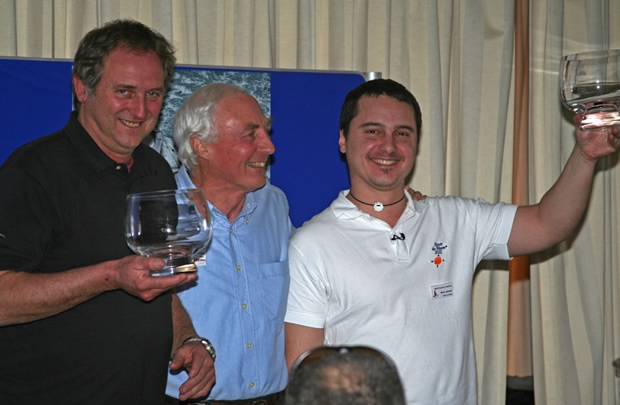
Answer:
[{"xmin": 166, "ymin": 166, "xmax": 293, "ymax": 400}]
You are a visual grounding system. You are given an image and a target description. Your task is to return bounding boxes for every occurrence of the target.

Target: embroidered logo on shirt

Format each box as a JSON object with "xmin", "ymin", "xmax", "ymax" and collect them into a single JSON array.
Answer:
[
  {"xmin": 431, "ymin": 242, "xmax": 448, "ymax": 268},
  {"xmin": 431, "ymin": 282, "xmax": 453, "ymax": 299}
]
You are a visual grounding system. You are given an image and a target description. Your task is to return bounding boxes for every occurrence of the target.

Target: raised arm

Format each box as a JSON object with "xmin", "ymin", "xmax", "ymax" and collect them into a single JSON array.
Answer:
[
  {"xmin": 0, "ymin": 256, "xmax": 196, "ymax": 326},
  {"xmin": 508, "ymin": 117, "xmax": 620, "ymax": 256}
]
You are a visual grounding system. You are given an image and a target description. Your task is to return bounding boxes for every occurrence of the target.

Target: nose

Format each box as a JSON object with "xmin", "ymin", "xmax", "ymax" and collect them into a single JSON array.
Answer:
[
  {"xmin": 379, "ymin": 134, "xmax": 396, "ymax": 152},
  {"xmin": 258, "ymin": 130, "xmax": 275, "ymax": 154},
  {"xmin": 130, "ymin": 94, "xmax": 148, "ymax": 119}
]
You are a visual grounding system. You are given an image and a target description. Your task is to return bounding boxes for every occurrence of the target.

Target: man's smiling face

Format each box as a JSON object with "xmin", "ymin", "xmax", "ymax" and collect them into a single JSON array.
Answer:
[{"xmin": 74, "ymin": 47, "xmax": 166, "ymax": 163}]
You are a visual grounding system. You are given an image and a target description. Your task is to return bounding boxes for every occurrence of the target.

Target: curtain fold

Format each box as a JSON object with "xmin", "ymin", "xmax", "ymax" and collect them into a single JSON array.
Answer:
[
  {"xmin": 0, "ymin": 1, "xmax": 618, "ymax": 404},
  {"xmin": 507, "ymin": 0, "xmax": 532, "ymax": 381},
  {"xmin": 530, "ymin": 1, "xmax": 619, "ymax": 404}
]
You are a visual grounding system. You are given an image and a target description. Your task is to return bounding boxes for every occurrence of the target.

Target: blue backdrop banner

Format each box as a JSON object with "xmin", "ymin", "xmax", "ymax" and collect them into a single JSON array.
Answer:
[{"xmin": 0, "ymin": 58, "xmax": 366, "ymax": 227}]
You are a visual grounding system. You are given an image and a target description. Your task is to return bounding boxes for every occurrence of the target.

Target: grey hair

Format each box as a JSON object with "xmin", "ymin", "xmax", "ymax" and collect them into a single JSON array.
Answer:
[{"xmin": 173, "ymin": 82, "xmax": 249, "ymax": 168}]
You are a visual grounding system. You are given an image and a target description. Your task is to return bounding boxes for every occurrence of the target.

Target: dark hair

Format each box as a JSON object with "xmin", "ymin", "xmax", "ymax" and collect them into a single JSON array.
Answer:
[
  {"xmin": 72, "ymin": 19, "xmax": 176, "ymax": 110},
  {"xmin": 339, "ymin": 78, "xmax": 422, "ymax": 144},
  {"xmin": 286, "ymin": 348, "xmax": 406, "ymax": 405}
]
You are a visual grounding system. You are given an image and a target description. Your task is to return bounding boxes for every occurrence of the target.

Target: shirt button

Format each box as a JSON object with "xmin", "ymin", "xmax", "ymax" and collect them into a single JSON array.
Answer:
[
  {"xmin": 249, "ymin": 382, "xmax": 255, "ymax": 388},
  {"xmin": 115, "ymin": 165, "xmax": 122, "ymax": 170},
  {"xmin": 247, "ymin": 343, "xmax": 253, "ymax": 349},
  {"xmin": 236, "ymin": 265, "xmax": 241, "ymax": 271},
  {"xmin": 229, "ymin": 227, "xmax": 233, "ymax": 234},
  {"xmin": 242, "ymin": 303, "xmax": 247, "ymax": 310}
]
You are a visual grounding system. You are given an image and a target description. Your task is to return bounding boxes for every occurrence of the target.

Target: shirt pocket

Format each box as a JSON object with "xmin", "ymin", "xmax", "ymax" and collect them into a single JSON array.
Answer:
[{"xmin": 258, "ymin": 259, "xmax": 290, "ymax": 322}]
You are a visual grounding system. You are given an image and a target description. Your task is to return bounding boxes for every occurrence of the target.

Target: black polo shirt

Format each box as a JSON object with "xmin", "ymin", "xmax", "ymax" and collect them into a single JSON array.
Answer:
[{"xmin": 0, "ymin": 113, "xmax": 177, "ymax": 404}]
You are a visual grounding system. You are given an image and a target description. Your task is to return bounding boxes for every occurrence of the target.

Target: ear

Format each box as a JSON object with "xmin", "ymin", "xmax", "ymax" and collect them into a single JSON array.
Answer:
[
  {"xmin": 338, "ymin": 130, "xmax": 347, "ymax": 154},
  {"xmin": 190, "ymin": 134, "xmax": 210, "ymax": 159},
  {"xmin": 72, "ymin": 75, "xmax": 89, "ymax": 103}
]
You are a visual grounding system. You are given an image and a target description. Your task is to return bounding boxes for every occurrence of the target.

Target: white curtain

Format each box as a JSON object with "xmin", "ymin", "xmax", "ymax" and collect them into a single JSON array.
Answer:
[
  {"xmin": 530, "ymin": 1, "xmax": 620, "ymax": 404},
  {"xmin": 0, "ymin": 1, "xmax": 618, "ymax": 404}
]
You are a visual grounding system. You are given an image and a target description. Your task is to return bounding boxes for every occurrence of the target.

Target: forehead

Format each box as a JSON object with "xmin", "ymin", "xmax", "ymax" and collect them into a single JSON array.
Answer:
[
  {"xmin": 100, "ymin": 48, "xmax": 165, "ymax": 85},
  {"xmin": 215, "ymin": 92, "xmax": 268, "ymax": 125},
  {"xmin": 354, "ymin": 95, "xmax": 416, "ymax": 126}
]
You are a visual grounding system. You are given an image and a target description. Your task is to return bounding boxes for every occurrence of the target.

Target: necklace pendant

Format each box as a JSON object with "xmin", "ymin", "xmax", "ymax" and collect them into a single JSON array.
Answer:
[{"xmin": 373, "ymin": 202, "xmax": 384, "ymax": 212}]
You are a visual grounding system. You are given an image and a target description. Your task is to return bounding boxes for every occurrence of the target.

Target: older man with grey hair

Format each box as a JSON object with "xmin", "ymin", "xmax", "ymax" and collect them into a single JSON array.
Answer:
[{"xmin": 165, "ymin": 83, "xmax": 293, "ymax": 405}]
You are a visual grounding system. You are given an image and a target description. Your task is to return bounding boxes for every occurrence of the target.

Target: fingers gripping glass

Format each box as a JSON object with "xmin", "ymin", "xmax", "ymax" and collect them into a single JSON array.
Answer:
[{"xmin": 125, "ymin": 188, "xmax": 213, "ymax": 277}]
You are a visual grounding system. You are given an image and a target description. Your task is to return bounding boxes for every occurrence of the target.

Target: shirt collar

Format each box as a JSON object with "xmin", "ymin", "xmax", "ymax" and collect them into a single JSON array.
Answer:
[
  {"xmin": 66, "ymin": 111, "xmax": 142, "ymax": 173},
  {"xmin": 66, "ymin": 112, "xmax": 118, "ymax": 173},
  {"xmin": 331, "ymin": 189, "xmax": 426, "ymax": 222},
  {"xmin": 176, "ymin": 165, "xmax": 258, "ymax": 222}
]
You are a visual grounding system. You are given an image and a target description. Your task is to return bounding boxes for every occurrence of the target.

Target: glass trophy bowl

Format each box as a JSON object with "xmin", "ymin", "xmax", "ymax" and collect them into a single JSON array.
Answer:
[
  {"xmin": 561, "ymin": 49, "xmax": 620, "ymax": 130},
  {"xmin": 125, "ymin": 188, "xmax": 212, "ymax": 277}
]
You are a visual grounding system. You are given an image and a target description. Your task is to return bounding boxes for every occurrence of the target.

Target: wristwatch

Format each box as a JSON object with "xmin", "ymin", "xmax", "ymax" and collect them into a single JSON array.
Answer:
[{"xmin": 183, "ymin": 336, "xmax": 216, "ymax": 361}]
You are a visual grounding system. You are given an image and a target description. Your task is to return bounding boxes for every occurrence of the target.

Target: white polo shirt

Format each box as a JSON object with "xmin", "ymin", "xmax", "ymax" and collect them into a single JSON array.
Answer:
[{"xmin": 285, "ymin": 190, "xmax": 517, "ymax": 405}]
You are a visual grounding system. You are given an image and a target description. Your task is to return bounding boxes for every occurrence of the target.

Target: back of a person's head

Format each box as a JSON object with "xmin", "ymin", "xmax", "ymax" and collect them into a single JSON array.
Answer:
[{"xmin": 286, "ymin": 346, "xmax": 406, "ymax": 405}]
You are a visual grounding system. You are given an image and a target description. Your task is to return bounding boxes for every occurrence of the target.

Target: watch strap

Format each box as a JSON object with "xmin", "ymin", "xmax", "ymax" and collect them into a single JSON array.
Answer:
[{"xmin": 183, "ymin": 336, "xmax": 216, "ymax": 361}]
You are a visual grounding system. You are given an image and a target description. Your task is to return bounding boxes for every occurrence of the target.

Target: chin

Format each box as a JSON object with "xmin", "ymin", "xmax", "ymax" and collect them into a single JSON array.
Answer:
[{"xmin": 252, "ymin": 180, "xmax": 268, "ymax": 190}]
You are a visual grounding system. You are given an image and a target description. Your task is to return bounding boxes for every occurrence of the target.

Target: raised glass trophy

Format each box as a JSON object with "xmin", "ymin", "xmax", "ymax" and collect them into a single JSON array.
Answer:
[
  {"xmin": 561, "ymin": 49, "xmax": 620, "ymax": 129},
  {"xmin": 125, "ymin": 188, "xmax": 212, "ymax": 277}
]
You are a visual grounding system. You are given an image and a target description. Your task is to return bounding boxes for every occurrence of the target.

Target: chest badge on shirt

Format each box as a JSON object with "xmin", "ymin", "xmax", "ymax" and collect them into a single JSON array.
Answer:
[
  {"xmin": 430, "ymin": 242, "xmax": 448, "ymax": 268},
  {"xmin": 431, "ymin": 282, "xmax": 453, "ymax": 299}
]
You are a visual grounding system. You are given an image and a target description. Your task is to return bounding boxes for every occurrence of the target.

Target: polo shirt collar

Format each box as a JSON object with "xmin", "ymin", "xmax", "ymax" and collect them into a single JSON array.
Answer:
[
  {"xmin": 331, "ymin": 189, "xmax": 426, "ymax": 222},
  {"xmin": 66, "ymin": 112, "xmax": 135, "ymax": 173}
]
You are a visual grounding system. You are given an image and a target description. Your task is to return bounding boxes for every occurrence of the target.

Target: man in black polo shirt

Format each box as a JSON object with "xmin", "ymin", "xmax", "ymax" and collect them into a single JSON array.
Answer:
[{"xmin": 0, "ymin": 20, "xmax": 215, "ymax": 404}]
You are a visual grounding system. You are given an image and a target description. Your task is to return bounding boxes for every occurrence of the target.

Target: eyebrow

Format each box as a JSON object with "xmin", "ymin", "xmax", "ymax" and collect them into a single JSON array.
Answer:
[
  {"xmin": 114, "ymin": 84, "xmax": 165, "ymax": 93},
  {"xmin": 243, "ymin": 118, "xmax": 273, "ymax": 132},
  {"xmin": 359, "ymin": 122, "xmax": 415, "ymax": 132}
]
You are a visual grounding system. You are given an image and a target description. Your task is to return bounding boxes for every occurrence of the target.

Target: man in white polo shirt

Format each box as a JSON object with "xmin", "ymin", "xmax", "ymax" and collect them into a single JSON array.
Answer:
[{"xmin": 283, "ymin": 78, "xmax": 619, "ymax": 405}]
